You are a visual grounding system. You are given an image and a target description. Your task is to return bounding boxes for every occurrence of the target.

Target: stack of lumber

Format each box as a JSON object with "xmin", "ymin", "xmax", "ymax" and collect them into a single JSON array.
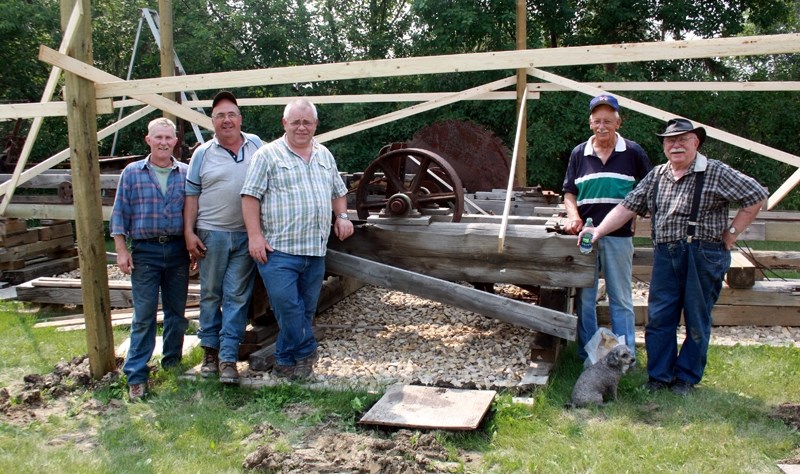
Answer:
[
  {"xmin": 0, "ymin": 218, "xmax": 78, "ymax": 285},
  {"xmin": 16, "ymin": 277, "xmax": 200, "ymax": 307}
]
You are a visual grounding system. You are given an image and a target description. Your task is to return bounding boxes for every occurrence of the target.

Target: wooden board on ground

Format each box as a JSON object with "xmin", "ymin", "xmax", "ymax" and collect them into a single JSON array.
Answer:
[
  {"xmin": 16, "ymin": 277, "xmax": 201, "ymax": 307},
  {"xmin": 358, "ymin": 384, "xmax": 496, "ymax": 430}
]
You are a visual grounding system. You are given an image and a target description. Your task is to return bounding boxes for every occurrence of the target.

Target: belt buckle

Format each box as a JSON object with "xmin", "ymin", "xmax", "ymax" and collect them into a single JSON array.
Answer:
[{"xmin": 157, "ymin": 235, "xmax": 169, "ymax": 244}]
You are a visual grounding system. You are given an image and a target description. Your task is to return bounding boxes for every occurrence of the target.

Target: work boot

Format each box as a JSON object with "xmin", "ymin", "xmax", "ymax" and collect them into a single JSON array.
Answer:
[
  {"xmin": 128, "ymin": 383, "xmax": 146, "ymax": 401},
  {"xmin": 293, "ymin": 349, "xmax": 319, "ymax": 381},
  {"xmin": 219, "ymin": 361, "xmax": 240, "ymax": 384},
  {"xmin": 201, "ymin": 347, "xmax": 219, "ymax": 378}
]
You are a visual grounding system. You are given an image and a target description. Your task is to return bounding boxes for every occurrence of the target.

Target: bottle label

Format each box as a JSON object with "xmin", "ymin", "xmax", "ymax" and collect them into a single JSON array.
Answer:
[{"xmin": 580, "ymin": 232, "xmax": 593, "ymax": 254}]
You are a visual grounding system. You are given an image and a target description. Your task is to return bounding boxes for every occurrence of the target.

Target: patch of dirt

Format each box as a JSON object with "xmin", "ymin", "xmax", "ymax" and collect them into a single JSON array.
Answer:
[
  {"xmin": 0, "ymin": 355, "xmax": 125, "ymax": 427},
  {"xmin": 772, "ymin": 403, "xmax": 800, "ymax": 465},
  {"xmin": 772, "ymin": 403, "xmax": 800, "ymax": 431},
  {"xmin": 243, "ymin": 421, "xmax": 472, "ymax": 473}
]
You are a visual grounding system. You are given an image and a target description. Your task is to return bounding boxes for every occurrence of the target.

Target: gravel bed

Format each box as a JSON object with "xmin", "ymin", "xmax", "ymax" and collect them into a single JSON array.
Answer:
[{"xmin": 55, "ymin": 267, "xmax": 800, "ymax": 391}]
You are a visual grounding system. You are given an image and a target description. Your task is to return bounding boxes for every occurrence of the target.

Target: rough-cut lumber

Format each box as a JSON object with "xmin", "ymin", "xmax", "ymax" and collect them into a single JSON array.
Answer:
[
  {"xmin": 1, "ymin": 255, "xmax": 80, "ymax": 285},
  {"xmin": 327, "ymin": 220, "xmax": 594, "ymax": 288},
  {"xmin": 717, "ymin": 280, "xmax": 800, "ymax": 307},
  {"xmin": 16, "ymin": 277, "xmax": 132, "ymax": 307},
  {"xmin": 712, "ymin": 305, "xmax": 800, "ymax": 326},
  {"xmin": 0, "ymin": 236, "xmax": 75, "ymax": 262},
  {"xmin": 0, "ymin": 228, "xmax": 40, "ymax": 247},
  {"xmin": 326, "ymin": 250, "xmax": 577, "ymax": 340},
  {"xmin": 743, "ymin": 251, "xmax": 800, "ymax": 270},
  {"xmin": 726, "ymin": 251, "xmax": 757, "ymax": 289}
]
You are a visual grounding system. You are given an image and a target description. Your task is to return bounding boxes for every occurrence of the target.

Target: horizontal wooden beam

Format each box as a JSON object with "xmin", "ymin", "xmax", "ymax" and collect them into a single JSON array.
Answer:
[
  {"xmin": 86, "ymin": 34, "xmax": 800, "ymax": 98},
  {"xmin": 328, "ymin": 219, "xmax": 595, "ymax": 288},
  {"xmin": 0, "ymin": 99, "xmax": 113, "ymax": 119},
  {"xmin": 109, "ymin": 80, "xmax": 800, "ymax": 110},
  {"xmin": 0, "ymin": 105, "xmax": 156, "ymax": 198},
  {"xmin": 38, "ymin": 46, "xmax": 213, "ymax": 131},
  {"xmin": 326, "ymin": 250, "xmax": 577, "ymax": 340}
]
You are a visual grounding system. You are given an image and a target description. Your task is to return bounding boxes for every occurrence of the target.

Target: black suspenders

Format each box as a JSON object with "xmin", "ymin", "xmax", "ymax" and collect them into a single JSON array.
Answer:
[{"xmin": 650, "ymin": 166, "xmax": 706, "ymax": 243}]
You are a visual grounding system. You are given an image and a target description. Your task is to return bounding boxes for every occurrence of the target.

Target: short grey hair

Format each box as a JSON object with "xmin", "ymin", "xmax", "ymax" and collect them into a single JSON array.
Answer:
[
  {"xmin": 283, "ymin": 99, "xmax": 318, "ymax": 120},
  {"xmin": 147, "ymin": 117, "xmax": 177, "ymax": 136}
]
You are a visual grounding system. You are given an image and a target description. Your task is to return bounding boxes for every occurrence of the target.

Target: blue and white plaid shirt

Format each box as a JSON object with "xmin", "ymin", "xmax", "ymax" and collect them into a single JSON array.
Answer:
[
  {"xmin": 110, "ymin": 155, "xmax": 188, "ymax": 240},
  {"xmin": 241, "ymin": 136, "xmax": 348, "ymax": 257}
]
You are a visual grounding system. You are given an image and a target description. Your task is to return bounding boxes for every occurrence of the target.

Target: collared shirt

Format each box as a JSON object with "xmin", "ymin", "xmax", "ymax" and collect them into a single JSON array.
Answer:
[
  {"xmin": 240, "ymin": 135, "xmax": 348, "ymax": 256},
  {"xmin": 622, "ymin": 153, "xmax": 768, "ymax": 243},
  {"xmin": 110, "ymin": 155, "xmax": 188, "ymax": 240},
  {"xmin": 185, "ymin": 132, "xmax": 262, "ymax": 231},
  {"xmin": 562, "ymin": 132, "xmax": 652, "ymax": 237}
]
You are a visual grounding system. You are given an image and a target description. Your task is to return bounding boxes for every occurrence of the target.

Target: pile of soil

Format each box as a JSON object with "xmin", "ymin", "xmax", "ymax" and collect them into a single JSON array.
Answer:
[
  {"xmin": 242, "ymin": 419, "xmax": 468, "ymax": 473},
  {"xmin": 0, "ymin": 355, "xmax": 124, "ymax": 426}
]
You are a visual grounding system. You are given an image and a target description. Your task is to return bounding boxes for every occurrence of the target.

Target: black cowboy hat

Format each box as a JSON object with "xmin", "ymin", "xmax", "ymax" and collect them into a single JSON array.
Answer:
[{"xmin": 655, "ymin": 118, "xmax": 706, "ymax": 147}]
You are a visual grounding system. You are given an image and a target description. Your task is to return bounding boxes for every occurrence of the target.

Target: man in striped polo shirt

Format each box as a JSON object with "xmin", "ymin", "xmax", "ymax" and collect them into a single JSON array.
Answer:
[{"xmin": 562, "ymin": 95, "xmax": 652, "ymax": 363}]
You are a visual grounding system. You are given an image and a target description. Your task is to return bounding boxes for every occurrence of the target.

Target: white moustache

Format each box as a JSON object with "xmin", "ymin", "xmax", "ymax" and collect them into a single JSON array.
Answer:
[{"xmin": 669, "ymin": 148, "xmax": 686, "ymax": 153}]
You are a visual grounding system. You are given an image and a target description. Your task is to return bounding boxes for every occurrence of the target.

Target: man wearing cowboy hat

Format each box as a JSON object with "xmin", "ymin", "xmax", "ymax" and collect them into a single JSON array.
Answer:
[
  {"xmin": 562, "ymin": 94, "xmax": 652, "ymax": 363},
  {"xmin": 580, "ymin": 118, "xmax": 768, "ymax": 396}
]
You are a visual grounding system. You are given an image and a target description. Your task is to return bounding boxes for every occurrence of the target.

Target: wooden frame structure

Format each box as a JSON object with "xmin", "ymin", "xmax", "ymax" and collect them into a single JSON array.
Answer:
[{"xmin": 1, "ymin": 33, "xmax": 800, "ymax": 218}]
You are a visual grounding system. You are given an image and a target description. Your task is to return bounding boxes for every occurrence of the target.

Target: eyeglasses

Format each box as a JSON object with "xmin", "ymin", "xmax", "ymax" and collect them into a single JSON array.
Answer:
[
  {"xmin": 663, "ymin": 136, "xmax": 695, "ymax": 145},
  {"xmin": 287, "ymin": 119, "xmax": 316, "ymax": 128},
  {"xmin": 212, "ymin": 112, "xmax": 240, "ymax": 121},
  {"xmin": 590, "ymin": 119, "xmax": 617, "ymax": 127}
]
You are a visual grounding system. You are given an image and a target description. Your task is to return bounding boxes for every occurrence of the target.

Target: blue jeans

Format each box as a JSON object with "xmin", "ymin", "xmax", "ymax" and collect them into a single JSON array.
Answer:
[
  {"xmin": 123, "ymin": 240, "xmax": 190, "ymax": 385},
  {"xmin": 576, "ymin": 236, "xmax": 636, "ymax": 360},
  {"xmin": 646, "ymin": 239, "xmax": 730, "ymax": 385},
  {"xmin": 197, "ymin": 229, "xmax": 256, "ymax": 362},
  {"xmin": 256, "ymin": 250, "xmax": 324, "ymax": 366}
]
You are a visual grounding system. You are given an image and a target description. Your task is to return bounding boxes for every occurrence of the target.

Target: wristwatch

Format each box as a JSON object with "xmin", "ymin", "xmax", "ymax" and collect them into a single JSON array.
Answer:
[
  {"xmin": 728, "ymin": 226, "xmax": 737, "ymax": 235},
  {"xmin": 337, "ymin": 213, "xmax": 349, "ymax": 220}
]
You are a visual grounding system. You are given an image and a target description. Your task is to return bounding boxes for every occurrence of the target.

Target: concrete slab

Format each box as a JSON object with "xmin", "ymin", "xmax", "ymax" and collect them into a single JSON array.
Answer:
[{"xmin": 359, "ymin": 384, "xmax": 496, "ymax": 430}]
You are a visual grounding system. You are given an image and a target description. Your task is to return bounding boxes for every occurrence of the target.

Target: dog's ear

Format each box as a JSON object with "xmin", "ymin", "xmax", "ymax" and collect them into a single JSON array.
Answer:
[{"xmin": 606, "ymin": 348, "xmax": 621, "ymax": 368}]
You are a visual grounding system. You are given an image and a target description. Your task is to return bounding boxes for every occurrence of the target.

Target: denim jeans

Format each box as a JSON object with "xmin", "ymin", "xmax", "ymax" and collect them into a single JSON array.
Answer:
[
  {"xmin": 646, "ymin": 239, "xmax": 730, "ymax": 385},
  {"xmin": 123, "ymin": 240, "xmax": 190, "ymax": 385},
  {"xmin": 576, "ymin": 236, "xmax": 636, "ymax": 360},
  {"xmin": 256, "ymin": 250, "xmax": 324, "ymax": 366},
  {"xmin": 197, "ymin": 229, "xmax": 256, "ymax": 362}
]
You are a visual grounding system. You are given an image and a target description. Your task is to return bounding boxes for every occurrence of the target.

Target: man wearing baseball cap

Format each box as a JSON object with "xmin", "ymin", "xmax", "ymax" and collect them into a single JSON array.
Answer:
[
  {"xmin": 562, "ymin": 94, "xmax": 652, "ymax": 364},
  {"xmin": 184, "ymin": 90, "xmax": 264, "ymax": 384},
  {"xmin": 581, "ymin": 118, "xmax": 768, "ymax": 395}
]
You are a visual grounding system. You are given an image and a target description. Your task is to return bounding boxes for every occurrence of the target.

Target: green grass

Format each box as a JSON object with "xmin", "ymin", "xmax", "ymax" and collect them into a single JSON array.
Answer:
[{"xmin": 1, "ymin": 300, "xmax": 799, "ymax": 473}]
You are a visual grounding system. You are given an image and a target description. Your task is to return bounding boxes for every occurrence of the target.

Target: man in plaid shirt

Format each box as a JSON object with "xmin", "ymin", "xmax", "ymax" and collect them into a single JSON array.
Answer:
[
  {"xmin": 110, "ymin": 117, "xmax": 190, "ymax": 401},
  {"xmin": 581, "ymin": 118, "xmax": 768, "ymax": 396}
]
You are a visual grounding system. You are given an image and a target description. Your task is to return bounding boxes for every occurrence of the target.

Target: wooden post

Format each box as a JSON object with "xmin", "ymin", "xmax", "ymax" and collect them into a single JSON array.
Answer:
[
  {"xmin": 158, "ymin": 0, "xmax": 176, "ymax": 124},
  {"xmin": 514, "ymin": 0, "xmax": 527, "ymax": 188},
  {"xmin": 498, "ymin": 88, "xmax": 528, "ymax": 253},
  {"xmin": 60, "ymin": 0, "xmax": 116, "ymax": 379}
]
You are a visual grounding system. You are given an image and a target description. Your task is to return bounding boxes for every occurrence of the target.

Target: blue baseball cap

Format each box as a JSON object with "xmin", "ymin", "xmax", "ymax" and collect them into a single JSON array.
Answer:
[{"xmin": 589, "ymin": 95, "xmax": 619, "ymax": 113}]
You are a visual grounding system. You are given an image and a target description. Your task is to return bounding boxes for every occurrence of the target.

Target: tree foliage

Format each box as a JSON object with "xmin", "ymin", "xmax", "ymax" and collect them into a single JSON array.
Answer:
[{"xmin": 2, "ymin": 0, "xmax": 799, "ymax": 208}]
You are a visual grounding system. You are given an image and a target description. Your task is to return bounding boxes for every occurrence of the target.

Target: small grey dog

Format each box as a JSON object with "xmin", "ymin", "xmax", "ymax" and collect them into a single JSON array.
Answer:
[{"xmin": 567, "ymin": 345, "xmax": 635, "ymax": 408}]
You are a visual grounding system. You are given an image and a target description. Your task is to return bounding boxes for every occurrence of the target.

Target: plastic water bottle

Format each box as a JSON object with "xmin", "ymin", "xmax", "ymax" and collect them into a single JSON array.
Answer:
[{"xmin": 580, "ymin": 217, "xmax": 594, "ymax": 254}]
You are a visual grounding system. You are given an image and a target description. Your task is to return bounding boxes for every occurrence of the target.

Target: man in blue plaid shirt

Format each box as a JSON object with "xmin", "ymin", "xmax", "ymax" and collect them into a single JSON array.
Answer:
[{"xmin": 110, "ymin": 117, "xmax": 190, "ymax": 401}]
